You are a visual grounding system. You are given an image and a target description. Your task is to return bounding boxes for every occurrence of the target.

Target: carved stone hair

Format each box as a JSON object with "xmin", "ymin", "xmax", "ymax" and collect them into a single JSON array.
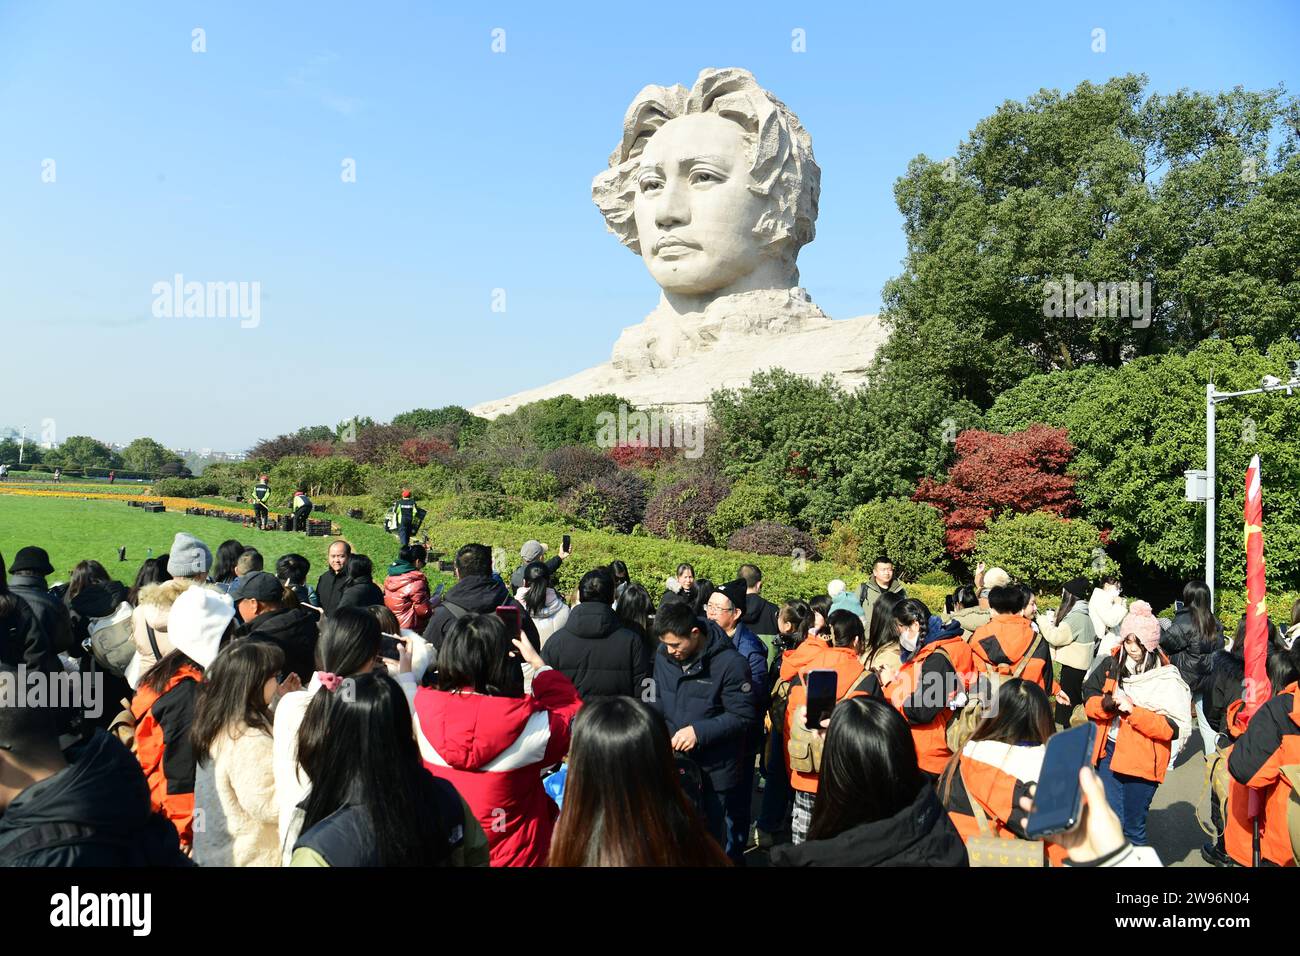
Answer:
[{"xmin": 592, "ymin": 67, "xmax": 820, "ymax": 258}]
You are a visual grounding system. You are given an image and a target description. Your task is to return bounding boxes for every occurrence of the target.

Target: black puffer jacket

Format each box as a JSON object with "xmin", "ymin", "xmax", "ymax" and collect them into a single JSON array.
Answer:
[
  {"xmin": 540, "ymin": 602, "xmax": 648, "ymax": 701},
  {"xmin": 1204, "ymin": 648, "xmax": 1246, "ymax": 735},
  {"xmin": 741, "ymin": 592, "xmax": 780, "ymax": 640},
  {"xmin": 769, "ymin": 783, "xmax": 968, "ymax": 867},
  {"xmin": 0, "ymin": 596, "xmax": 54, "ymax": 672},
  {"xmin": 8, "ymin": 575, "xmax": 73, "ymax": 655},
  {"xmin": 0, "ymin": 731, "xmax": 190, "ymax": 866},
  {"xmin": 335, "ymin": 579, "xmax": 384, "ymax": 612},
  {"xmin": 1160, "ymin": 608, "xmax": 1223, "ymax": 695},
  {"xmin": 239, "ymin": 606, "xmax": 320, "ymax": 682}
]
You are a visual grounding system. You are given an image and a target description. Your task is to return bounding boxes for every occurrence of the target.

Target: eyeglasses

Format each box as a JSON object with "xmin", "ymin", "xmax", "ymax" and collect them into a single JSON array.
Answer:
[{"xmin": 706, "ymin": 602, "xmax": 733, "ymax": 613}]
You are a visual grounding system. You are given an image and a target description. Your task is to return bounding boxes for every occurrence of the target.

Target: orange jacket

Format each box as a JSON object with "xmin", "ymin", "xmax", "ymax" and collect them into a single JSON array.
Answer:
[
  {"xmin": 970, "ymin": 614, "xmax": 1058, "ymax": 697},
  {"xmin": 132, "ymin": 663, "xmax": 203, "ymax": 848},
  {"xmin": 1082, "ymin": 647, "xmax": 1177, "ymax": 783},
  {"xmin": 783, "ymin": 644, "xmax": 870, "ymax": 793},
  {"xmin": 883, "ymin": 637, "xmax": 974, "ymax": 775},
  {"xmin": 939, "ymin": 740, "xmax": 1069, "ymax": 866},
  {"xmin": 780, "ymin": 635, "xmax": 830, "ymax": 683},
  {"xmin": 1226, "ymin": 682, "xmax": 1300, "ymax": 867}
]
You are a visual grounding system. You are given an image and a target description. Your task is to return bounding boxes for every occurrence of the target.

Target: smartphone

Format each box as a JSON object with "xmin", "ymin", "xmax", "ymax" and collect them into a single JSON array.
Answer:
[
  {"xmin": 804, "ymin": 668, "xmax": 839, "ymax": 730},
  {"xmin": 494, "ymin": 605, "xmax": 523, "ymax": 644},
  {"xmin": 379, "ymin": 634, "xmax": 405, "ymax": 661},
  {"xmin": 1174, "ymin": 600, "xmax": 1184, "ymax": 612},
  {"xmin": 562, "ymin": 533, "xmax": 571, "ymax": 553},
  {"xmin": 437, "ymin": 560, "xmax": 454, "ymax": 572},
  {"xmin": 1024, "ymin": 722, "xmax": 1097, "ymax": 838}
]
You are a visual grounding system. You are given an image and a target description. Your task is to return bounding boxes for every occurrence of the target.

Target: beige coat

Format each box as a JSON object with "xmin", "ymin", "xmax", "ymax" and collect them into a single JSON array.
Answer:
[
  {"xmin": 943, "ymin": 606, "xmax": 992, "ymax": 641},
  {"xmin": 131, "ymin": 578, "xmax": 211, "ymax": 674},
  {"xmin": 1037, "ymin": 605, "xmax": 1096, "ymax": 671},
  {"xmin": 193, "ymin": 726, "xmax": 280, "ymax": 867}
]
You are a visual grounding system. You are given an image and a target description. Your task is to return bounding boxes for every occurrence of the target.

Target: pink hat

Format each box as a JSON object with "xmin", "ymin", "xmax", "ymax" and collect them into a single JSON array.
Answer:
[{"xmin": 1121, "ymin": 600, "xmax": 1161, "ymax": 653}]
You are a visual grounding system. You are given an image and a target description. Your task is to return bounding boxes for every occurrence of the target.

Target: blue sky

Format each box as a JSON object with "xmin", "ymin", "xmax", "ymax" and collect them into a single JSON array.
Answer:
[{"xmin": 1, "ymin": 0, "xmax": 1297, "ymax": 453}]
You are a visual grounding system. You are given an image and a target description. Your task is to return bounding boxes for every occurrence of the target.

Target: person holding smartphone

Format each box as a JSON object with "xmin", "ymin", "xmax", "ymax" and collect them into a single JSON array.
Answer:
[{"xmin": 1080, "ymin": 601, "xmax": 1186, "ymax": 847}]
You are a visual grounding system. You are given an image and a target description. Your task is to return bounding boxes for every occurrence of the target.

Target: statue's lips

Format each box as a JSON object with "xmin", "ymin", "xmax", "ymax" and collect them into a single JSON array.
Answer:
[{"xmin": 653, "ymin": 239, "xmax": 701, "ymax": 259}]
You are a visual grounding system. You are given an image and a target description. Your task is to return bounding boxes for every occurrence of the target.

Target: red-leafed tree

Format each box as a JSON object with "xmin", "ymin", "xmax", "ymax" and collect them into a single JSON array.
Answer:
[
  {"xmin": 606, "ymin": 441, "xmax": 676, "ymax": 469},
  {"xmin": 912, "ymin": 424, "xmax": 1079, "ymax": 558},
  {"xmin": 306, "ymin": 441, "xmax": 336, "ymax": 458},
  {"xmin": 398, "ymin": 437, "xmax": 453, "ymax": 467}
]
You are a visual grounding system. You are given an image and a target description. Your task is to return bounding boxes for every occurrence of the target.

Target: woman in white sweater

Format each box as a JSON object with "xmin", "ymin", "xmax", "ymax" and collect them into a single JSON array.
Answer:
[{"xmin": 192, "ymin": 640, "xmax": 295, "ymax": 867}]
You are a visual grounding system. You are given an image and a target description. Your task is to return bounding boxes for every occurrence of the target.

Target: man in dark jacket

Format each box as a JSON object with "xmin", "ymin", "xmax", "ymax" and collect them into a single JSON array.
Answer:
[
  {"xmin": 0, "ymin": 670, "xmax": 189, "ymax": 866},
  {"xmin": 541, "ymin": 567, "xmax": 647, "ymax": 700},
  {"xmin": 316, "ymin": 540, "xmax": 351, "ymax": 616},
  {"xmin": 7, "ymin": 547, "xmax": 73, "ymax": 656},
  {"xmin": 738, "ymin": 564, "xmax": 780, "ymax": 641},
  {"xmin": 232, "ymin": 572, "xmax": 319, "ymax": 683},
  {"xmin": 423, "ymin": 544, "xmax": 541, "ymax": 656},
  {"xmin": 648, "ymin": 602, "xmax": 758, "ymax": 864}
]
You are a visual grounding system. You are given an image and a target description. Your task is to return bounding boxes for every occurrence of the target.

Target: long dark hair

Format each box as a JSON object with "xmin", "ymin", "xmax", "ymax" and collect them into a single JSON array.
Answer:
[
  {"xmin": 1182, "ymin": 580, "xmax": 1219, "ymax": 651},
  {"xmin": 548, "ymin": 697, "xmax": 729, "ymax": 867},
  {"xmin": 863, "ymin": 589, "xmax": 904, "ymax": 667},
  {"xmin": 521, "ymin": 561, "xmax": 551, "ymax": 616},
  {"xmin": 344, "ymin": 554, "xmax": 374, "ymax": 585},
  {"xmin": 212, "ymin": 540, "xmax": 244, "ymax": 585},
  {"xmin": 140, "ymin": 647, "xmax": 209, "ymax": 695},
  {"xmin": 969, "ymin": 679, "xmax": 1054, "ymax": 746},
  {"xmin": 616, "ymin": 582, "xmax": 655, "ymax": 662},
  {"xmin": 1053, "ymin": 590, "xmax": 1080, "ymax": 628},
  {"xmin": 192, "ymin": 639, "xmax": 284, "ymax": 764},
  {"xmin": 807, "ymin": 697, "xmax": 925, "ymax": 841},
  {"xmin": 65, "ymin": 559, "xmax": 110, "ymax": 605},
  {"xmin": 778, "ymin": 599, "xmax": 814, "ymax": 647},
  {"xmin": 128, "ymin": 558, "xmax": 172, "ymax": 607},
  {"xmin": 315, "ymin": 607, "xmax": 382, "ymax": 676},
  {"xmin": 608, "ymin": 560, "xmax": 630, "ymax": 590},
  {"xmin": 809, "ymin": 593, "xmax": 832, "ymax": 631},
  {"xmin": 297, "ymin": 672, "xmax": 452, "ymax": 866},
  {"xmin": 827, "ymin": 608, "xmax": 865, "ymax": 651},
  {"xmin": 437, "ymin": 612, "xmax": 524, "ymax": 697}
]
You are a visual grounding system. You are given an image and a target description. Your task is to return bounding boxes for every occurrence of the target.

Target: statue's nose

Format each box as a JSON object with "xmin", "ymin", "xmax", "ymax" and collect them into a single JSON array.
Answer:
[{"xmin": 655, "ymin": 177, "xmax": 690, "ymax": 228}]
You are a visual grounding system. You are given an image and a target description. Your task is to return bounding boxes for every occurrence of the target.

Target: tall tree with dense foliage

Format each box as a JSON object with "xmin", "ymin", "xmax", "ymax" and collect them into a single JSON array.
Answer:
[
  {"xmin": 913, "ymin": 424, "xmax": 1078, "ymax": 558},
  {"xmin": 120, "ymin": 437, "xmax": 183, "ymax": 474},
  {"xmin": 879, "ymin": 74, "xmax": 1298, "ymax": 408}
]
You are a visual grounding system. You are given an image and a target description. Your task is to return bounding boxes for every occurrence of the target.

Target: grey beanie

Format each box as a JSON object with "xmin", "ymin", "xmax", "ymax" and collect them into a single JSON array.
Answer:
[{"xmin": 167, "ymin": 532, "xmax": 212, "ymax": 576}]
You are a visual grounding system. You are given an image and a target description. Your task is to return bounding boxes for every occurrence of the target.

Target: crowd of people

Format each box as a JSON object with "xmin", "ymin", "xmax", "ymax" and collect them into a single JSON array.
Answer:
[{"xmin": 1, "ymin": 532, "xmax": 1297, "ymax": 869}]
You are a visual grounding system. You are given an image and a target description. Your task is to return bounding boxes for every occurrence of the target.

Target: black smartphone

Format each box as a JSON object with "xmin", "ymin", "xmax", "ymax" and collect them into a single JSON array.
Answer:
[
  {"xmin": 494, "ymin": 605, "xmax": 523, "ymax": 644},
  {"xmin": 379, "ymin": 634, "xmax": 404, "ymax": 661},
  {"xmin": 1024, "ymin": 722, "xmax": 1097, "ymax": 838},
  {"xmin": 562, "ymin": 533, "xmax": 571, "ymax": 552},
  {"xmin": 804, "ymin": 668, "xmax": 838, "ymax": 730}
]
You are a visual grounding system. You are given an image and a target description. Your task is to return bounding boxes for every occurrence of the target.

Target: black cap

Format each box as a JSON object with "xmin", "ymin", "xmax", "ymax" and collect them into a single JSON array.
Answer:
[
  {"xmin": 229, "ymin": 571, "xmax": 283, "ymax": 603},
  {"xmin": 717, "ymin": 579, "xmax": 749, "ymax": 617},
  {"xmin": 1063, "ymin": 577, "xmax": 1090, "ymax": 600},
  {"xmin": 9, "ymin": 546, "xmax": 54, "ymax": 577}
]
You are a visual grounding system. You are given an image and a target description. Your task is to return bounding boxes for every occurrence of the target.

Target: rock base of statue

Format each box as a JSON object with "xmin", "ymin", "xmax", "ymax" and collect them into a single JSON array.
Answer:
[{"xmin": 470, "ymin": 288, "xmax": 889, "ymax": 420}]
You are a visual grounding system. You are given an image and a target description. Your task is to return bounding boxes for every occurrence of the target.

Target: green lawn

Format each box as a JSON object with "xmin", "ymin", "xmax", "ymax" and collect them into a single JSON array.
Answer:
[{"xmin": 0, "ymin": 494, "xmax": 444, "ymax": 590}]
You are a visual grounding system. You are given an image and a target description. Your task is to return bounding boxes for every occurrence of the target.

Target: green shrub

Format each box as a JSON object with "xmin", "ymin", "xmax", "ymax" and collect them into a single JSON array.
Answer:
[
  {"xmin": 498, "ymin": 467, "xmax": 559, "ymax": 502},
  {"xmin": 971, "ymin": 512, "xmax": 1118, "ymax": 592},
  {"xmin": 707, "ymin": 480, "xmax": 789, "ymax": 545},
  {"xmin": 154, "ymin": 477, "xmax": 219, "ymax": 498},
  {"xmin": 821, "ymin": 498, "xmax": 947, "ymax": 581},
  {"xmin": 270, "ymin": 456, "xmax": 366, "ymax": 497}
]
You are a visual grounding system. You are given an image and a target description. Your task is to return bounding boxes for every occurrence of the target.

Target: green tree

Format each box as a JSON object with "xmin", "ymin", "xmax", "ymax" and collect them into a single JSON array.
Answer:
[
  {"xmin": 48, "ymin": 436, "xmax": 121, "ymax": 470},
  {"xmin": 987, "ymin": 337, "xmax": 1300, "ymax": 592},
  {"xmin": 391, "ymin": 406, "xmax": 489, "ymax": 445},
  {"xmin": 121, "ymin": 437, "xmax": 183, "ymax": 473},
  {"xmin": 972, "ymin": 512, "xmax": 1118, "ymax": 592},
  {"xmin": 880, "ymin": 75, "xmax": 1298, "ymax": 407},
  {"xmin": 822, "ymin": 498, "xmax": 947, "ymax": 581}
]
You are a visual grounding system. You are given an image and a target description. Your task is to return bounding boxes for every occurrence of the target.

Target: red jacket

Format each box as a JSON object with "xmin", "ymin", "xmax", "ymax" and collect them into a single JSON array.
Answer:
[
  {"xmin": 413, "ymin": 668, "xmax": 581, "ymax": 867},
  {"xmin": 970, "ymin": 615, "xmax": 1058, "ymax": 697},
  {"xmin": 782, "ymin": 644, "xmax": 868, "ymax": 794},
  {"xmin": 1082, "ymin": 647, "xmax": 1177, "ymax": 783},
  {"xmin": 883, "ymin": 637, "xmax": 974, "ymax": 775},
  {"xmin": 384, "ymin": 569, "xmax": 432, "ymax": 632},
  {"xmin": 132, "ymin": 663, "xmax": 203, "ymax": 849}
]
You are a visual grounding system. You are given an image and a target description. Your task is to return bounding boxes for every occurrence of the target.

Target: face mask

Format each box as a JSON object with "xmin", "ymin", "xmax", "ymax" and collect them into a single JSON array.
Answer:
[{"xmin": 900, "ymin": 628, "xmax": 918, "ymax": 653}]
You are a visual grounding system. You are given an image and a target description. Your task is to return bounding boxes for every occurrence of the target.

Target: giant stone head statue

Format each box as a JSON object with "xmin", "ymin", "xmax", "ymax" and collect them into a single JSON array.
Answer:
[{"xmin": 592, "ymin": 68, "xmax": 820, "ymax": 303}]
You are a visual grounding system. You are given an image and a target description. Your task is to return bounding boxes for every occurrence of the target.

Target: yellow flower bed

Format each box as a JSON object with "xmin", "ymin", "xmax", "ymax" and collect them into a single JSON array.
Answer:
[{"xmin": 0, "ymin": 487, "xmax": 273, "ymax": 517}]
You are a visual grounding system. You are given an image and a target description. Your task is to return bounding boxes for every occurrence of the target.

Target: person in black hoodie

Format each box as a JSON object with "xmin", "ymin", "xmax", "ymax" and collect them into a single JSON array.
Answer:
[
  {"xmin": 646, "ymin": 602, "xmax": 757, "ymax": 864},
  {"xmin": 1160, "ymin": 580, "xmax": 1224, "ymax": 758},
  {"xmin": 770, "ymin": 695, "xmax": 968, "ymax": 867},
  {"xmin": 541, "ymin": 567, "xmax": 648, "ymax": 700},
  {"xmin": 737, "ymin": 563, "xmax": 780, "ymax": 640},
  {"xmin": 0, "ymin": 554, "xmax": 57, "ymax": 672},
  {"xmin": 421, "ymin": 544, "xmax": 541, "ymax": 660},
  {"xmin": 0, "ymin": 666, "xmax": 189, "ymax": 866},
  {"xmin": 334, "ymin": 554, "xmax": 384, "ymax": 612},
  {"xmin": 231, "ymin": 572, "xmax": 318, "ymax": 683}
]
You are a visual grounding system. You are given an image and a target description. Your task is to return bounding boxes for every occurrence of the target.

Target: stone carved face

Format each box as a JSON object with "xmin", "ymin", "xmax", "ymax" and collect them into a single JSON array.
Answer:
[
  {"xmin": 593, "ymin": 68, "xmax": 820, "ymax": 303},
  {"xmin": 632, "ymin": 113, "xmax": 773, "ymax": 296}
]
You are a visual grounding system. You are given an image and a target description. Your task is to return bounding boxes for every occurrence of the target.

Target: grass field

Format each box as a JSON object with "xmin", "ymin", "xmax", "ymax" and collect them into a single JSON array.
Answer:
[{"xmin": 0, "ymin": 494, "xmax": 451, "ymax": 591}]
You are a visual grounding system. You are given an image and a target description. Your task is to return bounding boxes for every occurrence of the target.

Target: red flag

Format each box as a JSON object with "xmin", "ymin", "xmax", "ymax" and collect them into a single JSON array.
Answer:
[{"xmin": 1242, "ymin": 454, "xmax": 1269, "ymax": 723}]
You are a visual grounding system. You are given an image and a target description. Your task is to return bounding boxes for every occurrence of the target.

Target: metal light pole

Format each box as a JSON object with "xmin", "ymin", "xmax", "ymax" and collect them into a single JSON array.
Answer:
[{"xmin": 1200, "ymin": 365, "xmax": 1300, "ymax": 608}]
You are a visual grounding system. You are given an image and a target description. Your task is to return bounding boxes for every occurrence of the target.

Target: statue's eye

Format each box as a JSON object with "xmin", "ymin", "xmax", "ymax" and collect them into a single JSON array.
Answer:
[
  {"xmin": 640, "ymin": 178, "xmax": 662, "ymax": 192},
  {"xmin": 692, "ymin": 169, "xmax": 721, "ymax": 185}
]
